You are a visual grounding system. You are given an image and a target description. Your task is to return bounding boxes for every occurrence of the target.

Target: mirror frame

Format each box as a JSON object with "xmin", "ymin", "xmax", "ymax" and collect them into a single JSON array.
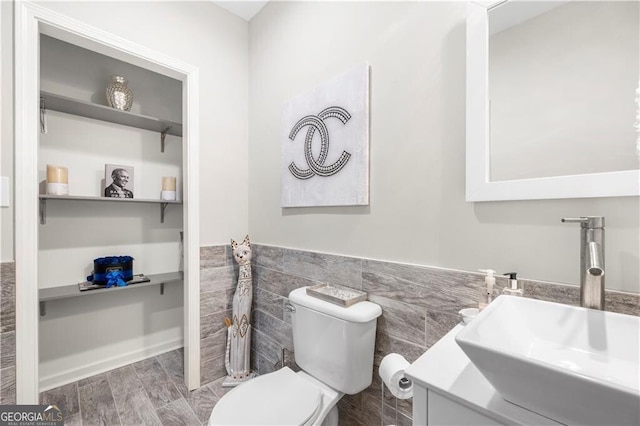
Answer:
[{"xmin": 466, "ymin": 1, "xmax": 640, "ymax": 202}]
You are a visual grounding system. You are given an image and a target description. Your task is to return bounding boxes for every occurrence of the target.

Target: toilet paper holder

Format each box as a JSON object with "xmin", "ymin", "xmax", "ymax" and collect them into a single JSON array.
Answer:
[
  {"xmin": 379, "ymin": 353, "xmax": 413, "ymax": 425},
  {"xmin": 381, "ymin": 378, "xmax": 413, "ymax": 426},
  {"xmin": 398, "ymin": 377, "xmax": 411, "ymax": 389}
]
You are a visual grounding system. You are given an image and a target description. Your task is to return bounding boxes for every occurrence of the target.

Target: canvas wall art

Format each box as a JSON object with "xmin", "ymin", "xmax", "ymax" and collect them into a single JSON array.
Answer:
[{"xmin": 282, "ymin": 64, "xmax": 370, "ymax": 207}]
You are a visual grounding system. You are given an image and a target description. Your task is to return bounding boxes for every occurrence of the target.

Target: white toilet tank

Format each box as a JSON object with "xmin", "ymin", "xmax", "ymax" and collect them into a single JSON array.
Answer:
[{"xmin": 288, "ymin": 287, "xmax": 382, "ymax": 395}]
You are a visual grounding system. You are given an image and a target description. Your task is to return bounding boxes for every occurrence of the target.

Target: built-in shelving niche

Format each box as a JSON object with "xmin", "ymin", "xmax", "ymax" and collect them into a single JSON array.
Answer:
[{"xmin": 36, "ymin": 33, "xmax": 186, "ymax": 392}]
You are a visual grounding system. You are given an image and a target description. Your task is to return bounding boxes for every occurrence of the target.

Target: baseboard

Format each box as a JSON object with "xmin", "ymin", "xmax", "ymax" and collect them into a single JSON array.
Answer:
[{"xmin": 39, "ymin": 338, "xmax": 184, "ymax": 392}]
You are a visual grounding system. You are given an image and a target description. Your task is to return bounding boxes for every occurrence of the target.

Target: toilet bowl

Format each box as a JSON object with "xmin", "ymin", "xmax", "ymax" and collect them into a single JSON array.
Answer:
[
  {"xmin": 208, "ymin": 367, "xmax": 341, "ymax": 426},
  {"xmin": 208, "ymin": 287, "xmax": 382, "ymax": 426}
]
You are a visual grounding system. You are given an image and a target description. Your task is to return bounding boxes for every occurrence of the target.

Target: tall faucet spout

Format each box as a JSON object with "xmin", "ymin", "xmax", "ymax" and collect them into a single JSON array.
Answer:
[
  {"xmin": 587, "ymin": 241, "xmax": 604, "ymax": 277},
  {"xmin": 583, "ymin": 241, "xmax": 605, "ymax": 310},
  {"xmin": 562, "ymin": 216, "xmax": 605, "ymax": 310}
]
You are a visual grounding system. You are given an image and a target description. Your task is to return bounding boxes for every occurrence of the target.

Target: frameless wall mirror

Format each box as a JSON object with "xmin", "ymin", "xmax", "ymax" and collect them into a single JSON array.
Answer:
[{"xmin": 466, "ymin": 0, "xmax": 640, "ymax": 201}]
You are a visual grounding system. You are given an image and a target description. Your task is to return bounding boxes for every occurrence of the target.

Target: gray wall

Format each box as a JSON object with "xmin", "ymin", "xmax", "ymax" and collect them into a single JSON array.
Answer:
[{"xmin": 247, "ymin": 1, "xmax": 640, "ymax": 293}]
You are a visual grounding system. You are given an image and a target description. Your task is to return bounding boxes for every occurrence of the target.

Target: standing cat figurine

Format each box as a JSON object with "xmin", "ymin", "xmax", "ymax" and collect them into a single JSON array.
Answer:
[{"xmin": 223, "ymin": 235, "xmax": 257, "ymax": 387}]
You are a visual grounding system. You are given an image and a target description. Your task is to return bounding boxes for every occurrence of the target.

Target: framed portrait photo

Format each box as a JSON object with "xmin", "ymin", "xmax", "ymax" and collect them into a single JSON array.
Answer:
[{"xmin": 104, "ymin": 164, "xmax": 134, "ymax": 198}]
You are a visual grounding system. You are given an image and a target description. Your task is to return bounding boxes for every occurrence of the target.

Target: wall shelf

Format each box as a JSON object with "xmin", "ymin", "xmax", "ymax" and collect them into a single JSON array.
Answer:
[
  {"xmin": 39, "ymin": 271, "xmax": 183, "ymax": 316},
  {"xmin": 39, "ymin": 195, "xmax": 182, "ymax": 224},
  {"xmin": 40, "ymin": 91, "xmax": 182, "ymax": 150}
]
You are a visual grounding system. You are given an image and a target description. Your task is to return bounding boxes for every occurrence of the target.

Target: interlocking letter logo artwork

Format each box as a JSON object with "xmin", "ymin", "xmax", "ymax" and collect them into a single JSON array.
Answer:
[{"xmin": 288, "ymin": 106, "xmax": 352, "ymax": 180}]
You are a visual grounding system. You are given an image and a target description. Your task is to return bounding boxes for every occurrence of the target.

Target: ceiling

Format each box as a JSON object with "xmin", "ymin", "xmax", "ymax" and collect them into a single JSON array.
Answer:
[{"xmin": 213, "ymin": 1, "xmax": 269, "ymax": 21}]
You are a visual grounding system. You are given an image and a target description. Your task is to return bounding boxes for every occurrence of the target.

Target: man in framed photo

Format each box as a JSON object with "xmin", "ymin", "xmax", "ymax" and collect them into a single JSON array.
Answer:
[{"xmin": 105, "ymin": 168, "xmax": 134, "ymax": 198}]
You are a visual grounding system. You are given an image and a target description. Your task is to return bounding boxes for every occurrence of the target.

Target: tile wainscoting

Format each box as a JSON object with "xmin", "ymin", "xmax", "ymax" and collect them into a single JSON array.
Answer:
[
  {"xmin": 248, "ymin": 244, "xmax": 640, "ymax": 426},
  {"xmin": 199, "ymin": 246, "xmax": 236, "ymax": 386},
  {"xmin": 2, "ymin": 247, "xmax": 637, "ymax": 423},
  {"xmin": 0, "ymin": 261, "xmax": 16, "ymax": 404}
]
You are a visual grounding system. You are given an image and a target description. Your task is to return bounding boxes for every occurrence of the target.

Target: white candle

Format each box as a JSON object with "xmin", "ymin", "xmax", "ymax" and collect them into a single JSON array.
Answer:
[
  {"xmin": 162, "ymin": 176, "xmax": 176, "ymax": 191},
  {"xmin": 46, "ymin": 165, "xmax": 69, "ymax": 195},
  {"xmin": 161, "ymin": 176, "xmax": 177, "ymax": 200},
  {"xmin": 47, "ymin": 165, "xmax": 68, "ymax": 184}
]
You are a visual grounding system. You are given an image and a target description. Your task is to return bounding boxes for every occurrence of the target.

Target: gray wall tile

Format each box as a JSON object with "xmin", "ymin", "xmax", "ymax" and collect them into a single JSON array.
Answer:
[
  {"xmin": 200, "ymin": 266, "xmax": 236, "ymax": 294},
  {"xmin": 200, "ymin": 309, "xmax": 231, "ymax": 340},
  {"xmin": 362, "ymin": 260, "xmax": 480, "ymax": 314},
  {"xmin": 254, "ymin": 266, "xmax": 316, "ymax": 299},
  {"xmin": 253, "ymin": 287, "xmax": 285, "ymax": 320},
  {"xmin": 200, "ymin": 246, "xmax": 228, "ymax": 269},
  {"xmin": 283, "ymin": 248, "xmax": 363, "ymax": 289},
  {"xmin": 199, "ymin": 245, "xmax": 237, "ymax": 388},
  {"xmin": 426, "ymin": 310, "xmax": 461, "ymax": 348},
  {"xmin": 252, "ymin": 327, "xmax": 282, "ymax": 365},
  {"xmin": 605, "ymin": 290, "xmax": 640, "ymax": 316},
  {"xmin": 1, "ymin": 262, "xmax": 16, "ymax": 333},
  {"xmin": 523, "ymin": 279, "xmax": 580, "ymax": 306},
  {"xmin": 0, "ymin": 331, "xmax": 15, "ymax": 370},
  {"xmin": 253, "ymin": 310, "xmax": 293, "ymax": 351},
  {"xmin": 201, "ymin": 328, "xmax": 227, "ymax": 362},
  {"xmin": 201, "ymin": 354, "xmax": 226, "ymax": 386},
  {"xmin": 200, "ymin": 289, "xmax": 234, "ymax": 318},
  {"xmin": 0, "ymin": 367, "xmax": 15, "ymax": 404},
  {"xmin": 252, "ymin": 244, "xmax": 284, "ymax": 271},
  {"xmin": 338, "ymin": 394, "xmax": 364, "ymax": 426},
  {"xmin": 368, "ymin": 295, "xmax": 426, "ymax": 346}
]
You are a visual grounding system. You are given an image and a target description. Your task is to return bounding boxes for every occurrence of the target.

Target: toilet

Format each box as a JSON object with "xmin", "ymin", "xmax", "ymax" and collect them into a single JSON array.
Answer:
[{"xmin": 209, "ymin": 286, "xmax": 382, "ymax": 426}]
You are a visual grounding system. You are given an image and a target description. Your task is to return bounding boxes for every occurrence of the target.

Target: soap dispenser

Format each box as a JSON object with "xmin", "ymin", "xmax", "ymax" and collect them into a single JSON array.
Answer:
[
  {"xmin": 478, "ymin": 269, "xmax": 496, "ymax": 311},
  {"xmin": 502, "ymin": 272, "xmax": 523, "ymax": 296}
]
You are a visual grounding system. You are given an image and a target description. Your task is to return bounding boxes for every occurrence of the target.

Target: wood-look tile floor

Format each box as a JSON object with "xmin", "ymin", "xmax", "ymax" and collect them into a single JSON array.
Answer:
[{"xmin": 40, "ymin": 349, "xmax": 230, "ymax": 426}]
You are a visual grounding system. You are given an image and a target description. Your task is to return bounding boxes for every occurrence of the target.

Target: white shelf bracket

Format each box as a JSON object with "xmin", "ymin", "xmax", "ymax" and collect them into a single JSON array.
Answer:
[{"xmin": 161, "ymin": 126, "xmax": 172, "ymax": 153}]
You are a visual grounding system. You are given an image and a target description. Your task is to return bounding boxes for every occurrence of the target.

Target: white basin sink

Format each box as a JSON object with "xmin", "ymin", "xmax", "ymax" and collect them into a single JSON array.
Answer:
[{"xmin": 455, "ymin": 295, "xmax": 640, "ymax": 426}]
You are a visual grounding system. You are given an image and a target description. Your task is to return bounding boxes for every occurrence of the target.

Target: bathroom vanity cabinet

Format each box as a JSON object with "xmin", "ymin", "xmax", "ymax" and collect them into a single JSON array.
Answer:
[{"xmin": 405, "ymin": 325, "xmax": 563, "ymax": 426}]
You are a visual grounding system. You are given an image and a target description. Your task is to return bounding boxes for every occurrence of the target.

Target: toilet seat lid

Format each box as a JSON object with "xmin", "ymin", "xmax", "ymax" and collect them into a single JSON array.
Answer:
[{"xmin": 210, "ymin": 367, "xmax": 322, "ymax": 425}]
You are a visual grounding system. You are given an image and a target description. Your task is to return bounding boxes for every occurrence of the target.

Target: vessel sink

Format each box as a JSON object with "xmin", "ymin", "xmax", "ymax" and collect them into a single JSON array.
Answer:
[{"xmin": 455, "ymin": 295, "xmax": 639, "ymax": 426}]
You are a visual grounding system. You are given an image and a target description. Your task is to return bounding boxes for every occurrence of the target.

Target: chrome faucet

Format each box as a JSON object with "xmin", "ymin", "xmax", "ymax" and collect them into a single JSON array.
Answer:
[{"xmin": 561, "ymin": 217, "xmax": 605, "ymax": 310}]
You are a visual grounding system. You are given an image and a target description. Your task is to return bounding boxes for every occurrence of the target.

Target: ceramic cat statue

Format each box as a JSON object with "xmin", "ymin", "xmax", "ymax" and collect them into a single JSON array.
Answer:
[{"xmin": 223, "ymin": 235, "xmax": 257, "ymax": 387}]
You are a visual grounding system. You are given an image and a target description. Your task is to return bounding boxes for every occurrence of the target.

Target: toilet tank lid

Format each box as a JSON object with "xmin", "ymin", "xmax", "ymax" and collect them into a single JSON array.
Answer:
[{"xmin": 289, "ymin": 287, "xmax": 382, "ymax": 322}]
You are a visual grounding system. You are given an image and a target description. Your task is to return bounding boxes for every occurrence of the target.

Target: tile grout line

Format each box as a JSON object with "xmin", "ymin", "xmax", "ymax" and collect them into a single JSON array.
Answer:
[
  {"xmin": 75, "ymin": 382, "xmax": 82, "ymax": 426},
  {"xmin": 155, "ymin": 352, "xmax": 181, "ymax": 397},
  {"xmin": 104, "ymin": 370, "xmax": 124, "ymax": 426},
  {"xmin": 155, "ymin": 352, "xmax": 201, "ymax": 423},
  {"xmin": 132, "ymin": 359, "xmax": 171, "ymax": 421}
]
